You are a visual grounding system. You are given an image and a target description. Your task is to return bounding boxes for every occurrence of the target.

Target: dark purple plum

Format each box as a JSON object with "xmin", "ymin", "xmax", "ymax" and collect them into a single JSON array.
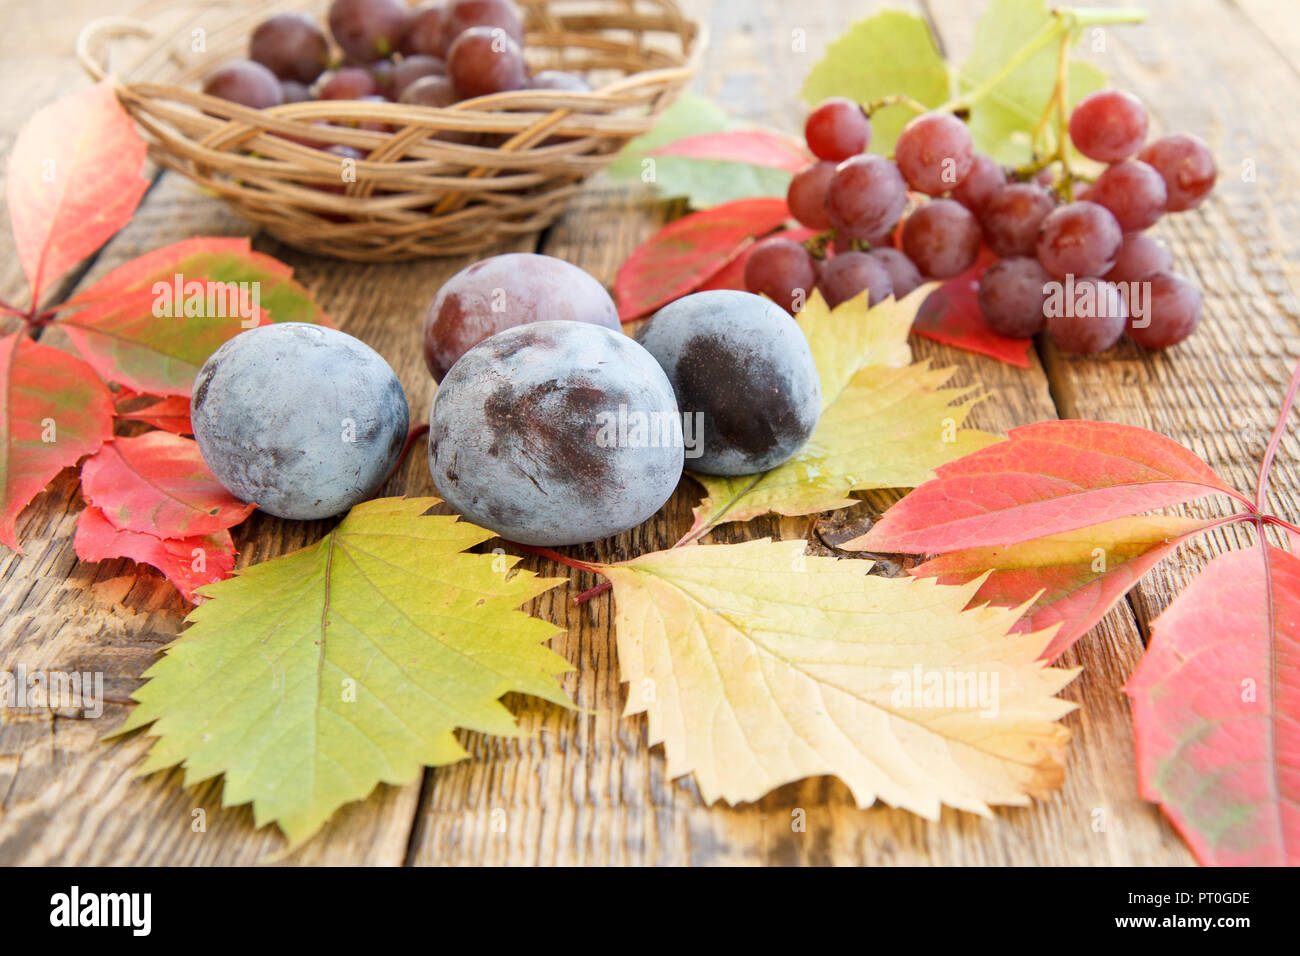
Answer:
[
  {"xmin": 636, "ymin": 290, "xmax": 822, "ymax": 476},
  {"xmin": 429, "ymin": 322, "xmax": 683, "ymax": 545},
  {"xmin": 192, "ymin": 324, "xmax": 409, "ymax": 520},
  {"xmin": 421, "ymin": 253, "xmax": 619, "ymax": 380}
]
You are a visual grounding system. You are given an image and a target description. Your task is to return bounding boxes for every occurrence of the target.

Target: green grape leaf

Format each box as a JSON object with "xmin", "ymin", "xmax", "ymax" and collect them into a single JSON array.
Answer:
[
  {"xmin": 605, "ymin": 92, "xmax": 731, "ymax": 180},
  {"xmin": 800, "ymin": 10, "xmax": 951, "ymax": 155},
  {"xmin": 601, "ymin": 538, "xmax": 1077, "ymax": 814},
  {"xmin": 119, "ymin": 497, "xmax": 575, "ymax": 847},
  {"xmin": 960, "ymin": 0, "xmax": 1107, "ymax": 165},
  {"xmin": 608, "ymin": 93, "xmax": 797, "ymax": 207},
  {"xmin": 647, "ymin": 157, "xmax": 792, "ymax": 209}
]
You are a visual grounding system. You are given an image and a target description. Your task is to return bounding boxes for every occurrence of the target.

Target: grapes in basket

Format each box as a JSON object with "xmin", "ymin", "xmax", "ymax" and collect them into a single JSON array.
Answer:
[
  {"xmin": 201, "ymin": 0, "xmax": 592, "ymax": 120},
  {"xmin": 747, "ymin": 88, "xmax": 1217, "ymax": 354}
]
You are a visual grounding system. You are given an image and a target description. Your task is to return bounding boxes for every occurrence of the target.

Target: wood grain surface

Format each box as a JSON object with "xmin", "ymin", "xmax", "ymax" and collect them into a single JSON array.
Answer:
[{"xmin": 1, "ymin": 0, "xmax": 1294, "ymax": 865}]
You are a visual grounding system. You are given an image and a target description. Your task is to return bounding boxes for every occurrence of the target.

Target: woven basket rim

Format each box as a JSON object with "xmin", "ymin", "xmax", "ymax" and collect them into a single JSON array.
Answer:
[
  {"xmin": 76, "ymin": 2, "xmax": 707, "ymax": 109},
  {"xmin": 71, "ymin": 0, "xmax": 706, "ymax": 261}
]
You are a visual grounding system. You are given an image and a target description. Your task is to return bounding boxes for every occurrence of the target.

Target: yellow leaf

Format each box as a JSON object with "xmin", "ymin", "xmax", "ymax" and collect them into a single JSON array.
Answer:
[
  {"xmin": 119, "ymin": 497, "xmax": 574, "ymax": 846},
  {"xmin": 688, "ymin": 287, "xmax": 1001, "ymax": 536},
  {"xmin": 602, "ymin": 538, "xmax": 1077, "ymax": 816}
]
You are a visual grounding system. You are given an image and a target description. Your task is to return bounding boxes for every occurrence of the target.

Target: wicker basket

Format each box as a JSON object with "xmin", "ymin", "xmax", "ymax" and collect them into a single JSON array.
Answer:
[{"xmin": 76, "ymin": 0, "xmax": 704, "ymax": 260}]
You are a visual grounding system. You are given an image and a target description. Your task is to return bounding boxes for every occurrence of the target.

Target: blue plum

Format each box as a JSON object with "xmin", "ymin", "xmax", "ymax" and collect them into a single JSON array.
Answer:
[
  {"xmin": 636, "ymin": 290, "xmax": 821, "ymax": 476},
  {"xmin": 429, "ymin": 321, "xmax": 683, "ymax": 545},
  {"xmin": 421, "ymin": 253, "xmax": 620, "ymax": 380},
  {"xmin": 192, "ymin": 323, "xmax": 409, "ymax": 520}
]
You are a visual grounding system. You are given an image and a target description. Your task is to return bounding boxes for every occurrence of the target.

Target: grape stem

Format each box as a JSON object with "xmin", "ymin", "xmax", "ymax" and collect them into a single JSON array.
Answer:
[
  {"xmin": 861, "ymin": 94, "xmax": 929, "ymax": 117},
  {"xmin": 509, "ymin": 542, "xmax": 604, "ymax": 576},
  {"xmin": 932, "ymin": 6, "xmax": 1148, "ymax": 117},
  {"xmin": 802, "ymin": 230, "xmax": 836, "ymax": 259},
  {"xmin": 1052, "ymin": 30, "xmax": 1075, "ymax": 201}
]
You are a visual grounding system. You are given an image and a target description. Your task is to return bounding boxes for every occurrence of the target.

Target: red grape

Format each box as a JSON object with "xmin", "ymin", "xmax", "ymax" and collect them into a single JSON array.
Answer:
[
  {"xmin": 400, "ymin": 74, "xmax": 457, "ymax": 106},
  {"xmin": 1127, "ymin": 272, "xmax": 1202, "ymax": 349},
  {"xmin": 1088, "ymin": 160, "xmax": 1166, "ymax": 231},
  {"xmin": 318, "ymin": 66, "xmax": 379, "ymax": 100},
  {"xmin": 447, "ymin": 26, "xmax": 527, "ymax": 98},
  {"xmin": 440, "ymin": 0, "xmax": 525, "ymax": 52},
  {"xmin": 895, "ymin": 112, "xmax": 974, "ymax": 196},
  {"xmin": 328, "ymin": 0, "xmax": 410, "ymax": 61},
  {"xmin": 1035, "ymin": 201, "xmax": 1123, "ymax": 278},
  {"xmin": 368, "ymin": 58, "xmax": 398, "ymax": 98},
  {"xmin": 817, "ymin": 251, "xmax": 894, "ymax": 308},
  {"xmin": 868, "ymin": 248, "xmax": 924, "ymax": 297},
  {"xmin": 392, "ymin": 54, "xmax": 446, "ymax": 100},
  {"xmin": 744, "ymin": 238, "xmax": 817, "ymax": 314},
  {"xmin": 530, "ymin": 70, "xmax": 591, "ymax": 92},
  {"xmin": 981, "ymin": 183, "xmax": 1055, "ymax": 258},
  {"xmin": 804, "ymin": 97, "xmax": 870, "ymax": 162},
  {"xmin": 951, "ymin": 153, "xmax": 1007, "ymax": 216},
  {"xmin": 202, "ymin": 59, "xmax": 284, "ymax": 109},
  {"xmin": 402, "ymin": 2, "xmax": 447, "ymax": 56},
  {"xmin": 250, "ymin": 13, "xmax": 329, "ymax": 84},
  {"xmin": 977, "ymin": 257, "xmax": 1050, "ymax": 338},
  {"xmin": 400, "ymin": 76, "xmax": 479, "ymax": 142},
  {"xmin": 1105, "ymin": 232, "xmax": 1173, "ymax": 284},
  {"xmin": 901, "ymin": 199, "xmax": 981, "ymax": 278},
  {"xmin": 787, "ymin": 161, "xmax": 836, "ymax": 230},
  {"xmin": 1068, "ymin": 90, "xmax": 1148, "ymax": 163},
  {"xmin": 280, "ymin": 79, "xmax": 312, "ymax": 103},
  {"xmin": 826, "ymin": 155, "xmax": 908, "ymax": 242},
  {"xmin": 1137, "ymin": 134, "xmax": 1217, "ymax": 212},
  {"xmin": 1047, "ymin": 277, "xmax": 1128, "ymax": 354}
]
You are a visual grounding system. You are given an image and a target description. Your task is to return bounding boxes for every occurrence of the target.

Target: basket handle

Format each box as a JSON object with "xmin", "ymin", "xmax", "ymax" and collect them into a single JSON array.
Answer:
[{"xmin": 76, "ymin": 16, "xmax": 156, "ymax": 82}]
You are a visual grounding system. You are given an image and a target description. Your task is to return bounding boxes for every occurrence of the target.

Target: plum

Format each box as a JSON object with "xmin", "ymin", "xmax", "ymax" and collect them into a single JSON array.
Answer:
[
  {"xmin": 192, "ymin": 323, "xmax": 409, "ymax": 520},
  {"xmin": 421, "ymin": 253, "xmax": 619, "ymax": 380},
  {"xmin": 636, "ymin": 290, "xmax": 821, "ymax": 475},
  {"xmin": 429, "ymin": 321, "xmax": 683, "ymax": 545}
]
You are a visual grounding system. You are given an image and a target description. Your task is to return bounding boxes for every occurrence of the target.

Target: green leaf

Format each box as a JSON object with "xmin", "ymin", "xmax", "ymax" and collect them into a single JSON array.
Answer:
[
  {"xmin": 601, "ymin": 538, "xmax": 1077, "ymax": 814},
  {"xmin": 800, "ymin": 11, "xmax": 951, "ymax": 155},
  {"xmin": 687, "ymin": 287, "xmax": 1001, "ymax": 536},
  {"xmin": 608, "ymin": 93, "xmax": 795, "ymax": 207},
  {"xmin": 120, "ymin": 497, "xmax": 575, "ymax": 846},
  {"xmin": 647, "ymin": 157, "xmax": 792, "ymax": 209},
  {"xmin": 606, "ymin": 92, "xmax": 730, "ymax": 179},
  {"xmin": 960, "ymin": 0, "xmax": 1106, "ymax": 165}
]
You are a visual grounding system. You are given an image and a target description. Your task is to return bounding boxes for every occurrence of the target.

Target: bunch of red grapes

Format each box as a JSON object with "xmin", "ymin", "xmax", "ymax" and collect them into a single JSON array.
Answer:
[
  {"xmin": 201, "ymin": 0, "xmax": 587, "ymax": 126},
  {"xmin": 747, "ymin": 90, "xmax": 1217, "ymax": 353}
]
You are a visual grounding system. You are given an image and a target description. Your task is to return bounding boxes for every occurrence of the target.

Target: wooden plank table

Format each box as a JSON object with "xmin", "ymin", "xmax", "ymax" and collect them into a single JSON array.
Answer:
[{"xmin": 1, "ymin": 0, "xmax": 1295, "ymax": 865}]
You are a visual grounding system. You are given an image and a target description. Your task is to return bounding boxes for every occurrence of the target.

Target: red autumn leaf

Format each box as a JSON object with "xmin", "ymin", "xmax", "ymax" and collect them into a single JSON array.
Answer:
[
  {"xmin": 697, "ymin": 226, "xmax": 818, "ymax": 292},
  {"xmin": 57, "ymin": 237, "xmax": 331, "ymax": 396},
  {"xmin": 80, "ymin": 432, "xmax": 253, "ymax": 538},
  {"xmin": 650, "ymin": 129, "xmax": 811, "ymax": 172},
  {"xmin": 6, "ymin": 81, "xmax": 149, "ymax": 305},
  {"xmin": 116, "ymin": 394, "xmax": 193, "ymax": 435},
  {"xmin": 912, "ymin": 515, "xmax": 1216, "ymax": 660},
  {"xmin": 911, "ymin": 247, "xmax": 1033, "ymax": 368},
  {"xmin": 74, "ymin": 504, "xmax": 236, "ymax": 603},
  {"xmin": 856, "ymin": 420, "xmax": 1247, "ymax": 555},
  {"xmin": 614, "ymin": 198, "xmax": 791, "ymax": 320},
  {"xmin": 1126, "ymin": 543, "xmax": 1300, "ymax": 866},
  {"xmin": 0, "ymin": 331, "xmax": 114, "ymax": 551}
]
